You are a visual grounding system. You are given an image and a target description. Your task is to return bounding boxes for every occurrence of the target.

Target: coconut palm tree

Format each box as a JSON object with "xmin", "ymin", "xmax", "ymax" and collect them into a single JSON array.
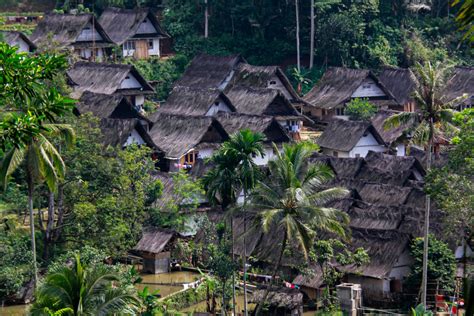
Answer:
[
  {"xmin": 30, "ymin": 255, "xmax": 140, "ymax": 316},
  {"xmin": 220, "ymin": 129, "xmax": 265, "ymax": 316},
  {"xmin": 0, "ymin": 124, "xmax": 74, "ymax": 289},
  {"xmin": 250, "ymin": 142, "xmax": 349, "ymax": 314},
  {"xmin": 384, "ymin": 61, "xmax": 461, "ymax": 307}
]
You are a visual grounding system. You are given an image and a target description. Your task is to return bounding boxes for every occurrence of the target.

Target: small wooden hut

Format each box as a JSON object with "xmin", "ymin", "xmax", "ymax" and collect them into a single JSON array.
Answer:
[
  {"xmin": 250, "ymin": 288, "xmax": 304, "ymax": 316},
  {"xmin": 134, "ymin": 228, "xmax": 177, "ymax": 274}
]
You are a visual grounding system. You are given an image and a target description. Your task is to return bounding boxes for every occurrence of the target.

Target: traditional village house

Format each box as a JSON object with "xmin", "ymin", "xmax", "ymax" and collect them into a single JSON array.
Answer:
[
  {"xmin": 371, "ymin": 110, "xmax": 412, "ymax": 156},
  {"xmin": 67, "ymin": 62, "xmax": 155, "ymax": 110},
  {"xmin": 30, "ymin": 13, "xmax": 114, "ymax": 61},
  {"xmin": 215, "ymin": 112, "xmax": 292, "ymax": 165},
  {"xmin": 173, "ymin": 53, "xmax": 245, "ymax": 90},
  {"xmin": 302, "ymin": 67, "xmax": 399, "ymax": 120},
  {"xmin": 1, "ymin": 31, "xmax": 36, "ymax": 53},
  {"xmin": 443, "ymin": 66, "xmax": 474, "ymax": 110},
  {"xmin": 134, "ymin": 228, "xmax": 179, "ymax": 274},
  {"xmin": 316, "ymin": 119, "xmax": 387, "ymax": 158},
  {"xmin": 98, "ymin": 7, "xmax": 170, "ymax": 59},
  {"xmin": 99, "ymin": 118, "xmax": 154, "ymax": 148},
  {"xmin": 251, "ymin": 288, "xmax": 304, "ymax": 316},
  {"xmin": 378, "ymin": 67, "xmax": 419, "ymax": 112},
  {"xmin": 147, "ymin": 113, "xmax": 229, "ymax": 172},
  {"xmin": 157, "ymin": 86, "xmax": 236, "ymax": 116},
  {"xmin": 75, "ymin": 91, "xmax": 154, "ymax": 147},
  {"xmin": 225, "ymin": 87, "xmax": 304, "ymax": 137}
]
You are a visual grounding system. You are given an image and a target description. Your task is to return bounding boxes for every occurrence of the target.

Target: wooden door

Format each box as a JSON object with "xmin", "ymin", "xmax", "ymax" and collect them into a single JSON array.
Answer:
[{"xmin": 134, "ymin": 40, "xmax": 149, "ymax": 59}]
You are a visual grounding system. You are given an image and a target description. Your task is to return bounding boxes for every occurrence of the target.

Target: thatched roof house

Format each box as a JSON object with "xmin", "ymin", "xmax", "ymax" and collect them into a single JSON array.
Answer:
[
  {"xmin": 302, "ymin": 67, "xmax": 398, "ymax": 119},
  {"xmin": 173, "ymin": 54, "xmax": 244, "ymax": 90},
  {"xmin": 1, "ymin": 31, "xmax": 36, "ymax": 53},
  {"xmin": 99, "ymin": 118, "xmax": 153, "ymax": 148},
  {"xmin": 67, "ymin": 62, "xmax": 154, "ymax": 107},
  {"xmin": 227, "ymin": 63, "xmax": 300, "ymax": 102},
  {"xmin": 378, "ymin": 67, "xmax": 418, "ymax": 111},
  {"xmin": 31, "ymin": 13, "xmax": 113, "ymax": 60},
  {"xmin": 251, "ymin": 288, "xmax": 303, "ymax": 315},
  {"xmin": 317, "ymin": 119, "xmax": 386, "ymax": 158},
  {"xmin": 134, "ymin": 227, "xmax": 178, "ymax": 274},
  {"xmin": 443, "ymin": 66, "xmax": 474, "ymax": 108},
  {"xmin": 148, "ymin": 113, "xmax": 229, "ymax": 171},
  {"xmin": 98, "ymin": 7, "xmax": 170, "ymax": 59},
  {"xmin": 371, "ymin": 110, "xmax": 413, "ymax": 156},
  {"xmin": 158, "ymin": 86, "xmax": 235, "ymax": 116}
]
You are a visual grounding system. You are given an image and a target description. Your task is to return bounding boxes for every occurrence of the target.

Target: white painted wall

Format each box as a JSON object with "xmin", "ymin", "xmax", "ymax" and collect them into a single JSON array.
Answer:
[
  {"xmin": 396, "ymin": 143, "xmax": 406, "ymax": 157},
  {"xmin": 267, "ymin": 75, "xmax": 293, "ymax": 100},
  {"xmin": 205, "ymin": 98, "xmax": 233, "ymax": 116},
  {"xmin": 148, "ymin": 38, "xmax": 160, "ymax": 56},
  {"xmin": 136, "ymin": 18, "xmax": 158, "ymax": 34},
  {"xmin": 78, "ymin": 48, "xmax": 104, "ymax": 60},
  {"xmin": 14, "ymin": 38, "xmax": 30, "ymax": 53},
  {"xmin": 120, "ymin": 73, "xmax": 143, "ymax": 89},
  {"xmin": 321, "ymin": 147, "xmax": 350, "ymax": 158},
  {"xmin": 351, "ymin": 78, "xmax": 386, "ymax": 98},
  {"xmin": 122, "ymin": 38, "xmax": 160, "ymax": 57},
  {"xmin": 278, "ymin": 120, "xmax": 302, "ymax": 133},
  {"xmin": 348, "ymin": 132, "xmax": 386, "ymax": 158},
  {"xmin": 455, "ymin": 240, "xmax": 473, "ymax": 259},
  {"xmin": 219, "ymin": 70, "xmax": 235, "ymax": 90},
  {"xmin": 123, "ymin": 128, "xmax": 145, "ymax": 147},
  {"xmin": 388, "ymin": 249, "xmax": 413, "ymax": 280},
  {"xmin": 197, "ymin": 148, "xmax": 214, "ymax": 159},
  {"xmin": 253, "ymin": 147, "xmax": 275, "ymax": 166},
  {"xmin": 76, "ymin": 23, "xmax": 103, "ymax": 42},
  {"xmin": 135, "ymin": 95, "xmax": 145, "ymax": 107}
]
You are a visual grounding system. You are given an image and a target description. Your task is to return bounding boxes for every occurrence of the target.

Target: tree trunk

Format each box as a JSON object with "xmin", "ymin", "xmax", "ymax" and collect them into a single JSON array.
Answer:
[
  {"xmin": 222, "ymin": 281, "xmax": 226, "ymax": 316},
  {"xmin": 207, "ymin": 283, "xmax": 211, "ymax": 313},
  {"xmin": 421, "ymin": 121, "xmax": 433, "ymax": 308},
  {"xmin": 27, "ymin": 178, "xmax": 38, "ymax": 290},
  {"xmin": 295, "ymin": 0, "xmax": 301, "ymax": 72},
  {"xmin": 243, "ymin": 191, "xmax": 248, "ymax": 316},
  {"xmin": 231, "ymin": 216, "xmax": 236, "ymax": 316},
  {"xmin": 54, "ymin": 184, "xmax": 65, "ymax": 242},
  {"xmin": 204, "ymin": 0, "xmax": 209, "ymax": 38},
  {"xmin": 255, "ymin": 231, "xmax": 287, "ymax": 316},
  {"xmin": 309, "ymin": 0, "xmax": 315, "ymax": 69},
  {"xmin": 42, "ymin": 191, "xmax": 55, "ymax": 262}
]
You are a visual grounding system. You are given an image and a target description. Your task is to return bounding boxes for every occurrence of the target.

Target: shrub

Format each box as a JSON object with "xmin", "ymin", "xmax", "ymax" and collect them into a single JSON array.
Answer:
[{"xmin": 345, "ymin": 98, "xmax": 378, "ymax": 121}]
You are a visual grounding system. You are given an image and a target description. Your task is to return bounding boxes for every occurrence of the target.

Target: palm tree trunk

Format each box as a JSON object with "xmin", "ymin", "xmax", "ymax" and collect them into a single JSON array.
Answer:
[
  {"xmin": 231, "ymin": 216, "xmax": 236, "ymax": 316},
  {"xmin": 421, "ymin": 122, "xmax": 433, "ymax": 308},
  {"xmin": 43, "ymin": 191, "xmax": 55, "ymax": 262},
  {"xmin": 27, "ymin": 178, "xmax": 38, "ymax": 289},
  {"xmin": 204, "ymin": 0, "xmax": 209, "ymax": 38},
  {"xmin": 255, "ymin": 231, "xmax": 287, "ymax": 316},
  {"xmin": 243, "ymin": 191, "xmax": 248, "ymax": 316},
  {"xmin": 222, "ymin": 281, "xmax": 227, "ymax": 316},
  {"xmin": 295, "ymin": 0, "xmax": 301, "ymax": 72},
  {"xmin": 309, "ymin": 0, "xmax": 315, "ymax": 69}
]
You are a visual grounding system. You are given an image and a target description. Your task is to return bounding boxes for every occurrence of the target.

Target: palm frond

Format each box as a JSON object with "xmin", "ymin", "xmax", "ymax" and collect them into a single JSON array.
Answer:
[
  {"xmin": 383, "ymin": 112, "xmax": 417, "ymax": 130},
  {"xmin": 0, "ymin": 147, "xmax": 25, "ymax": 190}
]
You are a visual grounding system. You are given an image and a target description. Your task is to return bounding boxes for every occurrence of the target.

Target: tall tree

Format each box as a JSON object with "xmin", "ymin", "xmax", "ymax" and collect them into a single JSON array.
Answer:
[
  {"xmin": 310, "ymin": 0, "xmax": 315, "ymax": 69},
  {"xmin": 384, "ymin": 61, "xmax": 461, "ymax": 307},
  {"xmin": 220, "ymin": 129, "xmax": 264, "ymax": 316},
  {"xmin": 295, "ymin": 0, "xmax": 301, "ymax": 72},
  {"xmin": 250, "ymin": 142, "xmax": 349, "ymax": 314}
]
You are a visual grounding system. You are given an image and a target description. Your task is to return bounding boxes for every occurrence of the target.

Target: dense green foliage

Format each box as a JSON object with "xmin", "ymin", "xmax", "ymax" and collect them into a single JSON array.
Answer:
[{"xmin": 345, "ymin": 98, "xmax": 378, "ymax": 121}]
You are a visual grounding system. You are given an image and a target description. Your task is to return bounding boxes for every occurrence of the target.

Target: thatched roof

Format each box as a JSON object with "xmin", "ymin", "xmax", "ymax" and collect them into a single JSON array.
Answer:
[
  {"xmin": 361, "ymin": 151, "xmax": 424, "ymax": 178},
  {"xmin": 134, "ymin": 227, "xmax": 175, "ymax": 254},
  {"xmin": 174, "ymin": 54, "xmax": 244, "ymax": 89},
  {"xmin": 293, "ymin": 264, "xmax": 324, "ymax": 289},
  {"xmin": 227, "ymin": 63, "xmax": 300, "ymax": 101},
  {"xmin": 358, "ymin": 183, "xmax": 413, "ymax": 206},
  {"xmin": 317, "ymin": 119, "xmax": 385, "ymax": 152},
  {"xmin": 147, "ymin": 113, "xmax": 229, "ymax": 159},
  {"xmin": 158, "ymin": 87, "xmax": 235, "ymax": 116},
  {"xmin": 443, "ymin": 66, "xmax": 474, "ymax": 103},
  {"xmin": 339, "ymin": 229, "xmax": 411, "ymax": 279},
  {"xmin": 378, "ymin": 67, "xmax": 418, "ymax": 105},
  {"xmin": 76, "ymin": 91, "xmax": 146, "ymax": 121},
  {"xmin": 251, "ymin": 288, "xmax": 303, "ymax": 309},
  {"xmin": 98, "ymin": 7, "xmax": 168, "ymax": 45},
  {"xmin": 1, "ymin": 31, "xmax": 36, "ymax": 50},
  {"xmin": 31, "ymin": 13, "xmax": 112, "ymax": 48},
  {"xmin": 303, "ymin": 67, "xmax": 393, "ymax": 109},
  {"xmin": 67, "ymin": 62, "xmax": 154, "ymax": 97},
  {"xmin": 99, "ymin": 118, "xmax": 151, "ymax": 147},
  {"xmin": 215, "ymin": 112, "xmax": 291, "ymax": 143},
  {"xmin": 371, "ymin": 110, "xmax": 412, "ymax": 145},
  {"xmin": 225, "ymin": 87, "xmax": 301, "ymax": 118}
]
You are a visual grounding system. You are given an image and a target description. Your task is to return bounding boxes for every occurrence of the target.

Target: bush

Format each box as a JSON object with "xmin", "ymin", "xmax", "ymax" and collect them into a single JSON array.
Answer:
[{"xmin": 345, "ymin": 98, "xmax": 378, "ymax": 121}]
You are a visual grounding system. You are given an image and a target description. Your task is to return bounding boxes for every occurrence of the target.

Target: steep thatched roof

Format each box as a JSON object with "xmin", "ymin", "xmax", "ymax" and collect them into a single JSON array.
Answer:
[
  {"xmin": 215, "ymin": 112, "xmax": 291, "ymax": 143},
  {"xmin": 293, "ymin": 264, "xmax": 324, "ymax": 289},
  {"xmin": 77, "ymin": 91, "xmax": 146, "ymax": 121},
  {"xmin": 443, "ymin": 66, "xmax": 474, "ymax": 103},
  {"xmin": 1, "ymin": 31, "xmax": 36, "ymax": 50},
  {"xmin": 158, "ymin": 87, "xmax": 235, "ymax": 116},
  {"xmin": 251, "ymin": 288, "xmax": 303, "ymax": 309},
  {"xmin": 362, "ymin": 151, "xmax": 424, "ymax": 177},
  {"xmin": 227, "ymin": 63, "xmax": 300, "ymax": 101},
  {"xmin": 371, "ymin": 110, "xmax": 412, "ymax": 145},
  {"xmin": 358, "ymin": 183, "xmax": 413, "ymax": 206},
  {"xmin": 31, "ymin": 13, "xmax": 112, "ymax": 48},
  {"xmin": 317, "ymin": 119, "xmax": 385, "ymax": 152},
  {"xmin": 303, "ymin": 67, "xmax": 393, "ymax": 109},
  {"xmin": 134, "ymin": 227, "xmax": 175, "ymax": 254},
  {"xmin": 99, "ymin": 118, "xmax": 152, "ymax": 148},
  {"xmin": 98, "ymin": 7, "xmax": 168, "ymax": 45},
  {"xmin": 174, "ymin": 54, "xmax": 244, "ymax": 89},
  {"xmin": 339, "ymin": 229, "xmax": 411, "ymax": 279},
  {"xmin": 378, "ymin": 67, "xmax": 418, "ymax": 105},
  {"xmin": 147, "ymin": 113, "xmax": 229, "ymax": 159},
  {"xmin": 67, "ymin": 62, "xmax": 154, "ymax": 97},
  {"xmin": 225, "ymin": 87, "xmax": 301, "ymax": 118}
]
